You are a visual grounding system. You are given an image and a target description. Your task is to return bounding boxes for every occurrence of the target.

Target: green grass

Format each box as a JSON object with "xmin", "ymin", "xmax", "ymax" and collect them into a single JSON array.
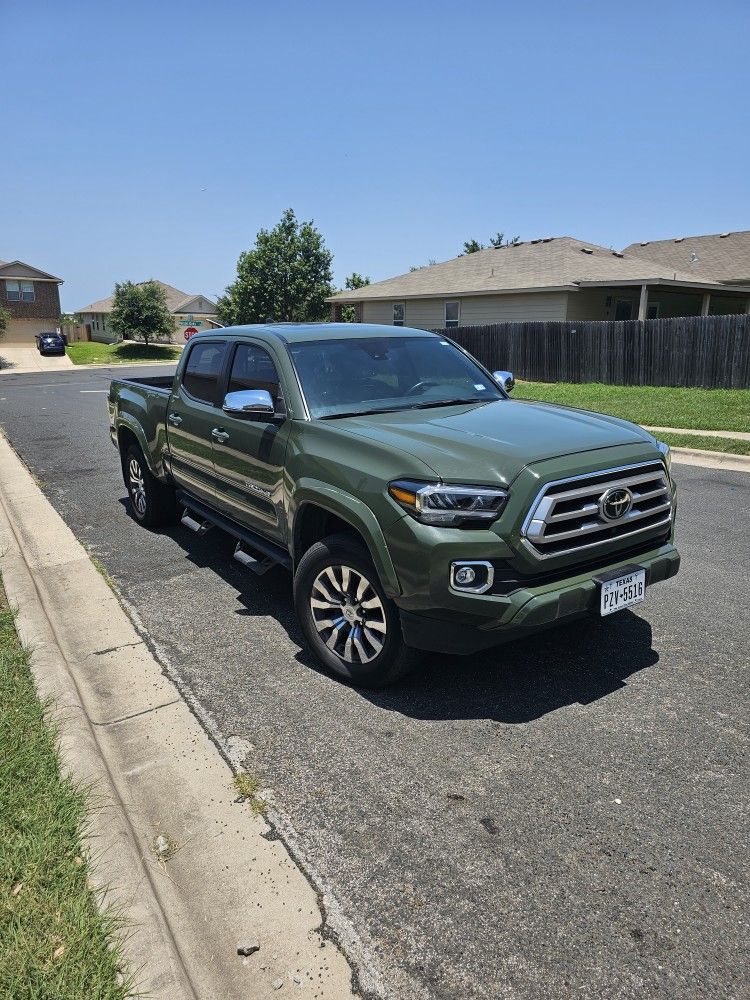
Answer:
[
  {"xmin": 514, "ymin": 382, "xmax": 750, "ymax": 433},
  {"xmin": 67, "ymin": 341, "xmax": 181, "ymax": 365},
  {"xmin": 0, "ymin": 590, "xmax": 130, "ymax": 1000},
  {"xmin": 658, "ymin": 432, "xmax": 750, "ymax": 456}
]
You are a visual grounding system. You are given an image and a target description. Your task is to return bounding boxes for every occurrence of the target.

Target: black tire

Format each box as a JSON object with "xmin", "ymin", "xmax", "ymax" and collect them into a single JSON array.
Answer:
[
  {"xmin": 123, "ymin": 444, "xmax": 177, "ymax": 528},
  {"xmin": 294, "ymin": 533, "xmax": 419, "ymax": 688}
]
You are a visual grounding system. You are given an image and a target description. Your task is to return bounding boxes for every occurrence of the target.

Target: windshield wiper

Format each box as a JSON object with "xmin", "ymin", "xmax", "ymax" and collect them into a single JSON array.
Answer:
[
  {"xmin": 410, "ymin": 397, "xmax": 495, "ymax": 410},
  {"xmin": 319, "ymin": 407, "xmax": 405, "ymax": 420}
]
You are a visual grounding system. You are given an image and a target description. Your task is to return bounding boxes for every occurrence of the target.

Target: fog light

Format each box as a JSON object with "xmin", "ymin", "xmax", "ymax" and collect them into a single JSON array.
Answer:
[
  {"xmin": 449, "ymin": 560, "xmax": 495, "ymax": 594},
  {"xmin": 454, "ymin": 566, "xmax": 476, "ymax": 586}
]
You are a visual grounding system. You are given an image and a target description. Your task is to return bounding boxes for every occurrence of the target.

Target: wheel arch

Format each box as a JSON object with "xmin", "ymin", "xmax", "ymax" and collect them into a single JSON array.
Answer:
[{"xmin": 291, "ymin": 485, "xmax": 401, "ymax": 598}]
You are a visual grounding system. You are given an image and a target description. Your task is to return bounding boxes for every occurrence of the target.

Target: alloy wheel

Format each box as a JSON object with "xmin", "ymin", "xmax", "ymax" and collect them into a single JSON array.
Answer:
[
  {"xmin": 310, "ymin": 564, "xmax": 387, "ymax": 663},
  {"xmin": 128, "ymin": 457, "xmax": 147, "ymax": 516}
]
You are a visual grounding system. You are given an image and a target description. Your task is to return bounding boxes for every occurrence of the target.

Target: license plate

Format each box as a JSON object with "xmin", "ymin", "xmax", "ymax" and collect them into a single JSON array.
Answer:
[{"xmin": 598, "ymin": 567, "xmax": 646, "ymax": 616}]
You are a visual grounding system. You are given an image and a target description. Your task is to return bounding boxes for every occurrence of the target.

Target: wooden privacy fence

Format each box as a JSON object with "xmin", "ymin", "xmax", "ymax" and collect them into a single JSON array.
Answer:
[{"xmin": 441, "ymin": 313, "xmax": 750, "ymax": 388}]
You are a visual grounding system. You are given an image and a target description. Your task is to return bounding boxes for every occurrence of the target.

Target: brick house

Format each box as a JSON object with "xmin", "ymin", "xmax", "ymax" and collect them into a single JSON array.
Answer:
[{"xmin": 0, "ymin": 259, "xmax": 64, "ymax": 344}]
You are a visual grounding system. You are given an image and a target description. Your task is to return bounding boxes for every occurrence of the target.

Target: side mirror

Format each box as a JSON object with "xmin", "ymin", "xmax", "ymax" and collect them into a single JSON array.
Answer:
[
  {"xmin": 222, "ymin": 389, "xmax": 275, "ymax": 418},
  {"xmin": 493, "ymin": 370, "xmax": 515, "ymax": 393}
]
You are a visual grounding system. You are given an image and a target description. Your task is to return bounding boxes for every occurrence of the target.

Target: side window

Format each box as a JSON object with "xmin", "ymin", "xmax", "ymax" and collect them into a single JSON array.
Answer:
[
  {"xmin": 392, "ymin": 303, "xmax": 404, "ymax": 326},
  {"xmin": 5, "ymin": 280, "xmax": 20, "ymax": 301},
  {"xmin": 182, "ymin": 341, "xmax": 226, "ymax": 404},
  {"xmin": 21, "ymin": 281, "xmax": 35, "ymax": 302},
  {"xmin": 228, "ymin": 344, "xmax": 282, "ymax": 405}
]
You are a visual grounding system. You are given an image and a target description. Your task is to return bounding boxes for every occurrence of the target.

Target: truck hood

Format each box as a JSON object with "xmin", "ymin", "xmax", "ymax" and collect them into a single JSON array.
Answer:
[{"xmin": 336, "ymin": 399, "xmax": 656, "ymax": 485}]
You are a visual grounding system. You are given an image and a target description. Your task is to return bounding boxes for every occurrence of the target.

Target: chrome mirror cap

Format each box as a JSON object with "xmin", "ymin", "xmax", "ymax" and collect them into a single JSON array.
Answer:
[
  {"xmin": 222, "ymin": 389, "xmax": 275, "ymax": 416},
  {"xmin": 493, "ymin": 370, "xmax": 515, "ymax": 393}
]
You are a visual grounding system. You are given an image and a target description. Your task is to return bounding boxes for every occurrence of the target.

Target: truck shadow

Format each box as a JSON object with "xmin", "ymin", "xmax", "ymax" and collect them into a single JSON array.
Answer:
[{"xmin": 156, "ymin": 516, "xmax": 660, "ymax": 725}]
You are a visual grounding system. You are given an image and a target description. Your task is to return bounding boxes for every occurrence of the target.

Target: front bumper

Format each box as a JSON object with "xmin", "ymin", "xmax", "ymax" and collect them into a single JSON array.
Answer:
[{"xmin": 398, "ymin": 542, "xmax": 680, "ymax": 654}]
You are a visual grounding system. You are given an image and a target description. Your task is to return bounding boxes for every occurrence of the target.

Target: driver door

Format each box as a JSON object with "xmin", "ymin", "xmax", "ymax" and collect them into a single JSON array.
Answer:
[{"xmin": 210, "ymin": 340, "xmax": 291, "ymax": 542}]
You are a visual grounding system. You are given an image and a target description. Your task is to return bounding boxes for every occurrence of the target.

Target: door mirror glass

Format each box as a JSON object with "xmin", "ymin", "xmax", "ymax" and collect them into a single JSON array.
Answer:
[
  {"xmin": 222, "ymin": 389, "xmax": 275, "ymax": 417},
  {"xmin": 492, "ymin": 370, "xmax": 515, "ymax": 393}
]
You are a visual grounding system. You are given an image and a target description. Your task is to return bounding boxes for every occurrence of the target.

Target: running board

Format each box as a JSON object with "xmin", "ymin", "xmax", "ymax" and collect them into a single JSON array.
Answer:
[
  {"xmin": 176, "ymin": 489, "xmax": 292, "ymax": 572},
  {"xmin": 233, "ymin": 542, "xmax": 277, "ymax": 576},
  {"xmin": 181, "ymin": 510, "xmax": 213, "ymax": 535}
]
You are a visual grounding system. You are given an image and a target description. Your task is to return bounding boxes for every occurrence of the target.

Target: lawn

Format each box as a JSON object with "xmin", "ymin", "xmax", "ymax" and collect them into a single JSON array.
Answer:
[
  {"xmin": 657, "ymin": 432, "xmax": 750, "ymax": 456},
  {"xmin": 514, "ymin": 381, "xmax": 750, "ymax": 434},
  {"xmin": 0, "ymin": 589, "xmax": 129, "ymax": 1000},
  {"xmin": 67, "ymin": 341, "xmax": 181, "ymax": 365}
]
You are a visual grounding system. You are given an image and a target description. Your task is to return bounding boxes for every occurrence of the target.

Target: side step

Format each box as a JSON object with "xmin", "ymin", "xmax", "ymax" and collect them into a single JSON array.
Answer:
[
  {"xmin": 233, "ymin": 542, "xmax": 277, "ymax": 576},
  {"xmin": 175, "ymin": 489, "xmax": 293, "ymax": 574},
  {"xmin": 181, "ymin": 509, "xmax": 213, "ymax": 535}
]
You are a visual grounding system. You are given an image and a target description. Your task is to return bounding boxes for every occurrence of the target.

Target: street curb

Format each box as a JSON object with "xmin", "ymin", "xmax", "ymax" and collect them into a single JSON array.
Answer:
[
  {"xmin": 0, "ymin": 430, "xmax": 358, "ymax": 999},
  {"xmin": 670, "ymin": 447, "xmax": 750, "ymax": 473}
]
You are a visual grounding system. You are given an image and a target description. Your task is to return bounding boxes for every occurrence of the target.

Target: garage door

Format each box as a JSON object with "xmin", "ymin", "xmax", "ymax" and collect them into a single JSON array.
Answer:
[{"xmin": 4, "ymin": 318, "xmax": 59, "ymax": 344}]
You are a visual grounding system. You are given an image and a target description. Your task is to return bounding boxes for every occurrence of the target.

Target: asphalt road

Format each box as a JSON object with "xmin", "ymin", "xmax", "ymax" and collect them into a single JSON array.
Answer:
[{"xmin": 1, "ymin": 366, "xmax": 748, "ymax": 1000}]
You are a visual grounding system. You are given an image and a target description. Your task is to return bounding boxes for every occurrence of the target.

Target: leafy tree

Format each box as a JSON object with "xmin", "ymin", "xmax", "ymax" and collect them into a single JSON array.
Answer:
[
  {"xmin": 0, "ymin": 304, "xmax": 9, "ymax": 341},
  {"xmin": 462, "ymin": 239, "xmax": 485, "ymax": 255},
  {"xmin": 463, "ymin": 232, "xmax": 521, "ymax": 254},
  {"xmin": 217, "ymin": 208, "xmax": 334, "ymax": 325},
  {"xmin": 339, "ymin": 272, "xmax": 370, "ymax": 322},
  {"xmin": 109, "ymin": 281, "xmax": 174, "ymax": 347}
]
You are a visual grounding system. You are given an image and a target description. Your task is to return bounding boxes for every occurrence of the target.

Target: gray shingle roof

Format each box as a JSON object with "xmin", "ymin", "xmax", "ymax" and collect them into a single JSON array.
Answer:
[
  {"xmin": 78, "ymin": 280, "xmax": 217, "ymax": 314},
  {"xmin": 328, "ymin": 237, "xmax": 729, "ymax": 302},
  {"xmin": 621, "ymin": 231, "xmax": 750, "ymax": 284}
]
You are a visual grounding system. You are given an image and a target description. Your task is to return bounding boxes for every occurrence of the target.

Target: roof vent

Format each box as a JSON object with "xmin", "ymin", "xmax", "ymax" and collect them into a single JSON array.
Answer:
[
  {"xmin": 720, "ymin": 232, "xmax": 731, "ymax": 238},
  {"xmin": 542, "ymin": 237, "xmax": 553, "ymax": 242},
  {"xmin": 673, "ymin": 237, "xmax": 684, "ymax": 243},
  {"xmin": 612, "ymin": 251, "xmax": 624, "ymax": 258},
  {"xmin": 690, "ymin": 252, "xmax": 699, "ymax": 263},
  {"xmin": 580, "ymin": 247, "xmax": 594, "ymax": 255},
  {"xmin": 640, "ymin": 241, "xmax": 649, "ymax": 246},
  {"xmin": 530, "ymin": 238, "xmax": 541, "ymax": 244}
]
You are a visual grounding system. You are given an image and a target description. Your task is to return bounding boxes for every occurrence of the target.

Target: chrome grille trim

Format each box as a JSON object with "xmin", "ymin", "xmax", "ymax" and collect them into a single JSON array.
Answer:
[{"xmin": 521, "ymin": 460, "xmax": 673, "ymax": 560}]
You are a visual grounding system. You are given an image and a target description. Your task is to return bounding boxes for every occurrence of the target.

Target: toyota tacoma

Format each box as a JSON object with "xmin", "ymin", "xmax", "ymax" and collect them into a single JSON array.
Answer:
[{"xmin": 108, "ymin": 324, "xmax": 679, "ymax": 686}]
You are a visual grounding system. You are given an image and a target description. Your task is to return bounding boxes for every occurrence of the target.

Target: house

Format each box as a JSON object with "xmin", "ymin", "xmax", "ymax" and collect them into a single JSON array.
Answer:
[
  {"xmin": 328, "ymin": 233, "xmax": 750, "ymax": 329},
  {"xmin": 0, "ymin": 259, "xmax": 63, "ymax": 343},
  {"xmin": 77, "ymin": 281, "xmax": 220, "ymax": 343}
]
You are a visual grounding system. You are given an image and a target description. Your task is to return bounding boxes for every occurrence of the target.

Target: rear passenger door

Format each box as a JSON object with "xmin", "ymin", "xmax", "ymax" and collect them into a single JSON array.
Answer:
[
  {"xmin": 166, "ymin": 339, "xmax": 227, "ymax": 506},
  {"xmin": 210, "ymin": 340, "xmax": 291, "ymax": 542}
]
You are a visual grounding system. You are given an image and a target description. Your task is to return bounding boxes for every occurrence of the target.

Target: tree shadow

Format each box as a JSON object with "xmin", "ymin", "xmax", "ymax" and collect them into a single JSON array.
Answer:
[
  {"xmin": 115, "ymin": 342, "xmax": 180, "ymax": 361},
  {"xmin": 128, "ymin": 497, "xmax": 660, "ymax": 726}
]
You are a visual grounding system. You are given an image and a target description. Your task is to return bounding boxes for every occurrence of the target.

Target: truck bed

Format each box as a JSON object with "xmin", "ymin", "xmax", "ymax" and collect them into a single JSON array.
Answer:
[{"xmin": 116, "ymin": 374, "xmax": 174, "ymax": 392}]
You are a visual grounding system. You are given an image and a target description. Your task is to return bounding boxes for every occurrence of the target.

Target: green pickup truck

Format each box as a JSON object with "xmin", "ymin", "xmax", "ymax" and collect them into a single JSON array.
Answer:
[{"xmin": 108, "ymin": 323, "xmax": 679, "ymax": 686}]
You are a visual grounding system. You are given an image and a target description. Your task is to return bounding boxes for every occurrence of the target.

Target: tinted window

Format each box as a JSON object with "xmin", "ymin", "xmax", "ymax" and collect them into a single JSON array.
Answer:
[
  {"xmin": 182, "ymin": 341, "xmax": 226, "ymax": 404},
  {"xmin": 228, "ymin": 344, "xmax": 282, "ymax": 405}
]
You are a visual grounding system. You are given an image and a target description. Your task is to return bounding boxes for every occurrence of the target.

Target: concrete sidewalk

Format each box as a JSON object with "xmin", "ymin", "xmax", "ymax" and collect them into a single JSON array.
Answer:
[
  {"xmin": 645, "ymin": 424, "xmax": 750, "ymax": 442},
  {"xmin": 0, "ymin": 430, "xmax": 359, "ymax": 1000}
]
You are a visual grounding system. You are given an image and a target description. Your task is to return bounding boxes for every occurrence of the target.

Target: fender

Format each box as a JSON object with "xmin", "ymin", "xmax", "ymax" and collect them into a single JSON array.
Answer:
[
  {"xmin": 116, "ymin": 414, "xmax": 170, "ymax": 481},
  {"xmin": 291, "ymin": 479, "xmax": 402, "ymax": 597}
]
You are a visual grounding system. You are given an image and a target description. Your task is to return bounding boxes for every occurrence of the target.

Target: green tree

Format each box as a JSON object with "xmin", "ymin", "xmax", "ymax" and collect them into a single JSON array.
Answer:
[
  {"xmin": 109, "ymin": 281, "xmax": 175, "ymax": 348},
  {"xmin": 340, "ymin": 272, "xmax": 370, "ymax": 322},
  {"xmin": 490, "ymin": 232, "xmax": 520, "ymax": 247},
  {"xmin": 217, "ymin": 208, "xmax": 334, "ymax": 325},
  {"xmin": 0, "ymin": 304, "xmax": 9, "ymax": 341},
  {"xmin": 462, "ymin": 239, "xmax": 485, "ymax": 254}
]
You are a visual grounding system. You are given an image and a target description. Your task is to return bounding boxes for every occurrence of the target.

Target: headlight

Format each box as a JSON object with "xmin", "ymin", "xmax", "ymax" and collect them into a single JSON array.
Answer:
[
  {"xmin": 656, "ymin": 440, "xmax": 672, "ymax": 477},
  {"xmin": 388, "ymin": 479, "xmax": 508, "ymax": 526}
]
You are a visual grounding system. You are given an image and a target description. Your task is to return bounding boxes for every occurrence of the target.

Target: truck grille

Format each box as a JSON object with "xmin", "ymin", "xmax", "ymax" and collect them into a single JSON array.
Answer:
[{"xmin": 521, "ymin": 461, "xmax": 673, "ymax": 559}]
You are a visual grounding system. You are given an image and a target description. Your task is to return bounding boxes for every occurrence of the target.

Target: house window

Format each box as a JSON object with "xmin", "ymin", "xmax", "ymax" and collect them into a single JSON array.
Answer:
[
  {"xmin": 647, "ymin": 303, "xmax": 660, "ymax": 319},
  {"xmin": 5, "ymin": 280, "xmax": 19, "ymax": 301},
  {"xmin": 393, "ymin": 303, "xmax": 404, "ymax": 326},
  {"xmin": 614, "ymin": 299, "xmax": 633, "ymax": 321},
  {"xmin": 21, "ymin": 281, "xmax": 34, "ymax": 302},
  {"xmin": 445, "ymin": 300, "xmax": 460, "ymax": 328}
]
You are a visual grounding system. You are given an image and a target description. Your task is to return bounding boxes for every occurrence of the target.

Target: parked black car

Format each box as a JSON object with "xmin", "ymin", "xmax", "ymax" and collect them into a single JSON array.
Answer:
[{"xmin": 35, "ymin": 332, "xmax": 66, "ymax": 355}]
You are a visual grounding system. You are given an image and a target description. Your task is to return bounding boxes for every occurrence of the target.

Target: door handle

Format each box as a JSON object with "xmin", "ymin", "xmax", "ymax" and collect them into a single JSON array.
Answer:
[
  {"xmin": 168, "ymin": 412, "xmax": 183, "ymax": 426},
  {"xmin": 212, "ymin": 427, "xmax": 230, "ymax": 443}
]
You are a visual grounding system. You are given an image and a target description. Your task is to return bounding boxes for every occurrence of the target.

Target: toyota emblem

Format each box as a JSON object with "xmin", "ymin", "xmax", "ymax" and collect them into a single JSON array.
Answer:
[{"xmin": 600, "ymin": 487, "xmax": 633, "ymax": 521}]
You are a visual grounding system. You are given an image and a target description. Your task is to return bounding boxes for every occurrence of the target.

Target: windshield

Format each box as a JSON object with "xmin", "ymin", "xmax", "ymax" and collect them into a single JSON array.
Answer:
[{"xmin": 289, "ymin": 337, "xmax": 503, "ymax": 419}]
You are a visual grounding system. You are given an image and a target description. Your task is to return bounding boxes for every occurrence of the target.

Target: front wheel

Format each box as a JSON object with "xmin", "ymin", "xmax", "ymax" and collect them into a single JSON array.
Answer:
[
  {"xmin": 294, "ymin": 534, "xmax": 419, "ymax": 688},
  {"xmin": 123, "ymin": 444, "xmax": 177, "ymax": 528}
]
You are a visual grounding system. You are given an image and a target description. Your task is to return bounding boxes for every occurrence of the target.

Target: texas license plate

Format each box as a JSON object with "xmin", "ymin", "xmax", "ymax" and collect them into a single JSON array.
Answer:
[{"xmin": 598, "ymin": 567, "xmax": 646, "ymax": 616}]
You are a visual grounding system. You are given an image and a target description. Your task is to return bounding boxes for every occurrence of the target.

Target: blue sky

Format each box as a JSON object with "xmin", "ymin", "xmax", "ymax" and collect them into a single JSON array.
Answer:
[{"xmin": 3, "ymin": 0, "xmax": 749, "ymax": 311}]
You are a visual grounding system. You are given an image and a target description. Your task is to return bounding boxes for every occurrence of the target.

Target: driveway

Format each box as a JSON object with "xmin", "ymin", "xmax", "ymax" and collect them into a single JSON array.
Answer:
[
  {"xmin": 0, "ymin": 366, "xmax": 747, "ymax": 1000},
  {"xmin": 0, "ymin": 343, "xmax": 74, "ymax": 373}
]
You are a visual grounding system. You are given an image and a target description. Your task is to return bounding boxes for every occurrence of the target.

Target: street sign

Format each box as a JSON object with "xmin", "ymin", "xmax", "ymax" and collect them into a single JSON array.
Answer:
[{"xmin": 184, "ymin": 327, "xmax": 199, "ymax": 340}]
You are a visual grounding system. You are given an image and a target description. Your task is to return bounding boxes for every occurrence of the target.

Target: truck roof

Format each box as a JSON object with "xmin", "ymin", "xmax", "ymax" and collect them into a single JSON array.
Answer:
[{"xmin": 197, "ymin": 323, "xmax": 437, "ymax": 344}]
